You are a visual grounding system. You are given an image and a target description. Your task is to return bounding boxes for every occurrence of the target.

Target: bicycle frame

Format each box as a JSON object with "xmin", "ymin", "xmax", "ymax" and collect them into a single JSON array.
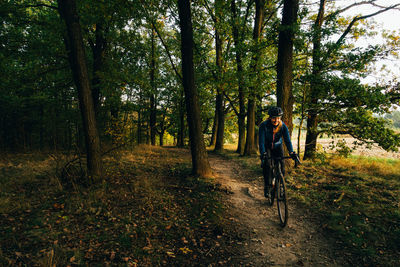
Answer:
[{"xmin": 262, "ymin": 154, "xmax": 299, "ymax": 182}]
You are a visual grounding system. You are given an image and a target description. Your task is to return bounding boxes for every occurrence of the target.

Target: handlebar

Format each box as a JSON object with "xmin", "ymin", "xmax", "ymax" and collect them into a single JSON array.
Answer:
[{"xmin": 262, "ymin": 153, "xmax": 301, "ymax": 167}]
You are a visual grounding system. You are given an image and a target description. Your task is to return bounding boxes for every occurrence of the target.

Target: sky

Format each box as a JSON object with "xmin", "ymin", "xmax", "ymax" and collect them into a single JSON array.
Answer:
[{"xmin": 336, "ymin": 0, "xmax": 400, "ymax": 30}]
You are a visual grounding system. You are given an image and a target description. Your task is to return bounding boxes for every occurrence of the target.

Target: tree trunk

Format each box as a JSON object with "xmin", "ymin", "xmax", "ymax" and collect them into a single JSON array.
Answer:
[
  {"xmin": 214, "ymin": 89, "xmax": 225, "ymax": 151},
  {"xmin": 58, "ymin": 0, "xmax": 102, "ymax": 180},
  {"xmin": 304, "ymin": 0, "xmax": 325, "ymax": 160},
  {"xmin": 177, "ymin": 89, "xmax": 185, "ymax": 147},
  {"xmin": 159, "ymin": 117, "xmax": 164, "ymax": 146},
  {"xmin": 214, "ymin": 0, "xmax": 225, "ymax": 152},
  {"xmin": 209, "ymin": 111, "xmax": 218, "ymax": 147},
  {"xmin": 231, "ymin": 0, "xmax": 246, "ymax": 155},
  {"xmin": 244, "ymin": 0, "xmax": 265, "ymax": 156},
  {"xmin": 276, "ymin": 0, "xmax": 299, "ymax": 135},
  {"xmin": 91, "ymin": 23, "xmax": 106, "ymax": 116},
  {"xmin": 137, "ymin": 106, "xmax": 142, "ymax": 144},
  {"xmin": 150, "ymin": 28, "xmax": 157, "ymax": 146},
  {"xmin": 159, "ymin": 131, "xmax": 164, "ymax": 146},
  {"xmin": 244, "ymin": 98, "xmax": 257, "ymax": 155},
  {"xmin": 177, "ymin": 0, "xmax": 213, "ymax": 177},
  {"xmin": 159, "ymin": 111, "xmax": 167, "ymax": 146},
  {"xmin": 304, "ymin": 109, "xmax": 318, "ymax": 159},
  {"xmin": 237, "ymin": 112, "xmax": 246, "ymax": 154},
  {"xmin": 255, "ymin": 95, "xmax": 264, "ymax": 150}
]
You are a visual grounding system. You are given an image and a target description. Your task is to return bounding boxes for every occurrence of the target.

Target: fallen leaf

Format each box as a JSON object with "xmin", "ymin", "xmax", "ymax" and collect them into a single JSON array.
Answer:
[
  {"xmin": 110, "ymin": 251, "xmax": 116, "ymax": 260},
  {"xmin": 179, "ymin": 247, "xmax": 193, "ymax": 254},
  {"xmin": 166, "ymin": 251, "xmax": 175, "ymax": 258}
]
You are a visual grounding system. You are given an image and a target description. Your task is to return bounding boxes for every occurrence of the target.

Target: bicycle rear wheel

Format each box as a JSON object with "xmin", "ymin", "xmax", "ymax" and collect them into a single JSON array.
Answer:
[{"xmin": 276, "ymin": 170, "xmax": 288, "ymax": 227}]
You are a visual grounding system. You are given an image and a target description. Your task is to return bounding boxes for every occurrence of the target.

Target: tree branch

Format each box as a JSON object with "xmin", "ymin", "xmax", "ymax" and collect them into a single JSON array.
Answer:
[
  {"xmin": 151, "ymin": 20, "xmax": 183, "ymax": 82},
  {"xmin": 222, "ymin": 90, "xmax": 240, "ymax": 116},
  {"xmin": 138, "ymin": 0, "xmax": 182, "ymax": 82},
  {"xmin": 325, "ymin": 1, "xmax": 374, "ymax": 21},
  {"xmin": 324, "ymin": 3, "xmax": 400, "ymax": 63},
  {"xmin": 203, "ymin": 0, "xmax": 216, "ymax": 23}
]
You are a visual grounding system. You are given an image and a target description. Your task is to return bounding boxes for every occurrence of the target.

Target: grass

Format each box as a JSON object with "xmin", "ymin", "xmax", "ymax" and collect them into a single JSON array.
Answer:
[
  {"xmin": 286, "ymin": 156, "xmax": 400, "ymax": 266},
  {"xmin": 0, "ymin": 146, "xmax": 232, "ymax": 266}
]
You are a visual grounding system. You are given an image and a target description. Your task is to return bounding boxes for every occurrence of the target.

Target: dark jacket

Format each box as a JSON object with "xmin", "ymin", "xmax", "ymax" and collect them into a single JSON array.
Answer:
[{"xmin": 258, "ymin": 119, "xmax": 294, "ymax": 155}]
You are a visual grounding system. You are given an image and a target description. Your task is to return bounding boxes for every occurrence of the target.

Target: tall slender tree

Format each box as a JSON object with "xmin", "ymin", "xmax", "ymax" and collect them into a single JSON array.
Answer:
[
  {"xmin": 276, "ymin": 0, "xmax": 299, "ymax": 135},
  {"xmin": 149, "ymin": 27, "xmax": 157, "ymax": 145},
  {"xmin": 303, "ymin": 0, "xmax": 325, "ymax": 160},
  {"xmin": 214, "ymin": 0, "xmax": 226, "ymax": 152},
  {"xmin": 244, "ymin": 0, "xmax": 265, "ymax": 156},
  {"xmin": 177, "ymin": 0, "xmax": 213, "ymax": 177},
  {"xmin": 57, "ymin": 0, "xmax": 102, "ymax": 180},
  {"xmin": 230, "ymin": 0, "xmax": 249, "ymax": 155}
]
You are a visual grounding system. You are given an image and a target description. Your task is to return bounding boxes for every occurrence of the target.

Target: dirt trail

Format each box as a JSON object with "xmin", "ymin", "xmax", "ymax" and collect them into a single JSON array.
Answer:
[{"xmin": 208, "ymin": 154, "xmax": 344, "ymax": 267}]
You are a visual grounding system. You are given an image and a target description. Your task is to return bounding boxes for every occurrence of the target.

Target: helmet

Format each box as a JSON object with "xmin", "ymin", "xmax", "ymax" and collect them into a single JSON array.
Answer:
[{"xmin": 268, "ymin": 106, "xmax": 283, "ymax": 117}]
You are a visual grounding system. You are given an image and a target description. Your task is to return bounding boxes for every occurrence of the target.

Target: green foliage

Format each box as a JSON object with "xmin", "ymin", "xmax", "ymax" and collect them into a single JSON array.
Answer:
[
  {"xmin": 332, "ymin": 139, "xmax": 352, "ymax": 157},
  {"xmin": 0, "ymin": 0, "xmax": 78, "ymax": 150},
  {"xmin": 292, "ymin": 1, "xmax": 400, "ymax": 157},
  {"xmin": 310, "ymin": 75, "xmax": 400, "ymax": 151},
  {"xmin": 384, "ymin": 110, "xmax": 400, "ymax": 129}
]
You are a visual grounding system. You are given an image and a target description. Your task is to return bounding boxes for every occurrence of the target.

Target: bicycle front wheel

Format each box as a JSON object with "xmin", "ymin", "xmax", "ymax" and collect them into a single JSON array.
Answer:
[{"xmin": 276, "ymin": 171, "xmax": 288, "ymax": 227}]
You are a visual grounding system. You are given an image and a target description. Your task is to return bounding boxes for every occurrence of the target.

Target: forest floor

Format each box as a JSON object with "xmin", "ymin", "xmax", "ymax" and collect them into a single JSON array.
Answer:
[{"xmin": 1, "ymin": 146, "xmax": 399, "ymax": 266}]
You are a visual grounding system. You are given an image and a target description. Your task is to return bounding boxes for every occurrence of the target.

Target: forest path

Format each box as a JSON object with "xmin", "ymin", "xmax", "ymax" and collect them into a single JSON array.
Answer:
[{"xmin": 208, "ymin": 153, "xmax": 344, "ymax": 266}]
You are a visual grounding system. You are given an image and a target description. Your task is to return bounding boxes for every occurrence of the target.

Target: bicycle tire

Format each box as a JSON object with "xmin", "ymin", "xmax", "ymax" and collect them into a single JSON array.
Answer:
[{"xmin": 276, "ymin": 167, "xmax": 288, "ymax": 227}]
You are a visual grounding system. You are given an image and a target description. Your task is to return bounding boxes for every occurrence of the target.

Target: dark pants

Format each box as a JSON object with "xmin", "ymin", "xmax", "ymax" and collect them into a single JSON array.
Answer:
[{"xmin": 263, "ymin": 145, "xmax": 285, "ymax": 189}]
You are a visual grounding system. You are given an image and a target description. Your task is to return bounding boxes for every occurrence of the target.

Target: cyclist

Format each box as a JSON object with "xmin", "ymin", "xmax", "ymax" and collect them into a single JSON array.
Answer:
[{"xmin": 259, "ymin": 106, "xmax": 297, "ymax": 198}]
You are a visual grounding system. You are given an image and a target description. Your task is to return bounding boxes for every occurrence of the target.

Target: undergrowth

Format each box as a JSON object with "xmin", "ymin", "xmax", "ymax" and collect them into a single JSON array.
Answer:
[{"xmin": 0, "ymin": 146, "xmax": 232, "ymax": 266}]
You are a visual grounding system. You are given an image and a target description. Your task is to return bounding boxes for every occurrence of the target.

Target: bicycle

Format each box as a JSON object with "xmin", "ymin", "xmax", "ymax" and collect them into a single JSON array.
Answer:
[{"xmin": 262, "ymin": 152, "xmax": 301, "ymax": 227}]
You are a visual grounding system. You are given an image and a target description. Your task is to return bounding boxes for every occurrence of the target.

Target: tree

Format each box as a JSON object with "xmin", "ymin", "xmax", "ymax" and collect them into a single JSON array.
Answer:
[
  {"xmin": 213, "ymin": 0, "xmax": 226, "ymax": 152},
  {"xmin": 230, "ymin": 0, "xmax": 247, "ymax": 155},
  {"xmin": 303, "ymin": 0, "xmax": 326, "ymax": 160},
  {"xmin": 177, "ymin": 0, "xmax": 213, "ymax": 177},
  {"xmin": 244, "ymin": 0, "xmax": 265, "ymax": 156},
  {"xmin": 149, "ymin": 27, "xmax": 157, "ymax": 145},
  {"xmin": 302, "ymin": 1, "xmax": 400, "ymax": 159},
  {"xmin": 57, "ymin": 0, "xmax": 102, "ymax": 179},
  {"xmin": 276, "ymin": 0, "xmax": 299, "ymax": 135}
]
